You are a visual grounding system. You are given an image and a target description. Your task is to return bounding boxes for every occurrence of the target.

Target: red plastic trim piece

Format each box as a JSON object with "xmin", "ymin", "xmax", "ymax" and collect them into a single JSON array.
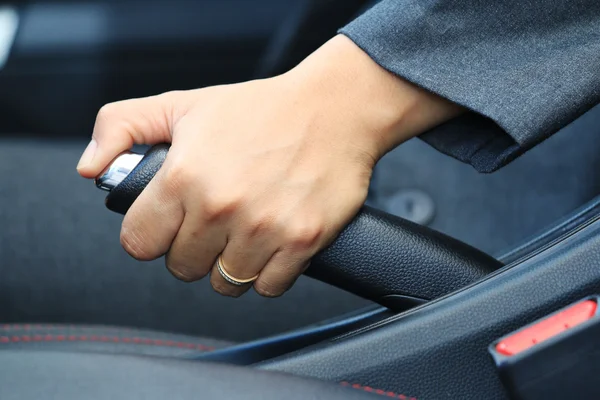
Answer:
[{"xmin": 496, "ymin": 300, "xmax": 597, "ymax": 356}]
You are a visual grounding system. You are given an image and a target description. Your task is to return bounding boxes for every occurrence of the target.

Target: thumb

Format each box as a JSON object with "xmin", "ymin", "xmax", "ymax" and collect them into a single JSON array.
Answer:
[{"xmin": 76, "ymin": 92, "xmax": 178, "ymax": 179}]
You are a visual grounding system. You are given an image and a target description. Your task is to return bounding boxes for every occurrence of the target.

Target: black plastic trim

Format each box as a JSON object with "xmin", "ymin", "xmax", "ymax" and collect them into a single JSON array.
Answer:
[
  {"xmin": 197, "ymin": 306, "xmax": 392, "ymax": 365},
  {"xmin": 498, "ymin": 195, "xmax": 600, "ymax": 264}
]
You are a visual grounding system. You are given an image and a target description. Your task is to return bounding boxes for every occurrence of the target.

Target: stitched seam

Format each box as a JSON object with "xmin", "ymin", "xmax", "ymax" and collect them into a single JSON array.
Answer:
[
  {"xmin": 0, "ymin": 335, "xmax": 215, "ymax": 351},
  {"xmin": 341, "ymin": 382, "xmax": 417, "ymax": 400},
  {"xmin": 1, "ymin": 324, "xmax": 133, "ymax": 331}
]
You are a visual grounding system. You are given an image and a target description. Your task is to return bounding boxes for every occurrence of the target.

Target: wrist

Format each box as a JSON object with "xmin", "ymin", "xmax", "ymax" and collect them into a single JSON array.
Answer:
[{"xmin": 282, "ymin": 35, "xmax": 464, "ymax": 160}]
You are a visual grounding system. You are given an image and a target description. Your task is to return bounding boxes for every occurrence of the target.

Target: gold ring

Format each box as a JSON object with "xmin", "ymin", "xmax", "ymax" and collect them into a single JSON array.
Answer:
[{"xmin": 216, "ymin": 256, "xmax": 259, "ymax": 286}]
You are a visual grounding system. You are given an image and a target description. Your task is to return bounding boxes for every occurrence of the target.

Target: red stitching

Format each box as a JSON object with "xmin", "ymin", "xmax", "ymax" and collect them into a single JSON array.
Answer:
[
  {"xmin": 0, "ymin": 335, "xmax": 214, "ymax": 351},
  {"xmin": 1, "ymin": 324, "xmax": 133, "ymax": 331},
  {"xmin": 341, "ymin": 382, "xmax": 416, "ymax": 400}
]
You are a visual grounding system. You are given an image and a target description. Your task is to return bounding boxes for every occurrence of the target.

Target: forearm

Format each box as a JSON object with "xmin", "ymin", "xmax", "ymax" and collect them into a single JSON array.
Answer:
[{"xmin": 280, "ymin": 35, "xmax": 464, "ymax": 161}]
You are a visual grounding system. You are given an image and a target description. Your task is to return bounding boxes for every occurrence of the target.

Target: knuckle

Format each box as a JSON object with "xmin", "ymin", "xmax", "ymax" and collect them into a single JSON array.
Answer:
[
  {"xmin": 166, "ymin": 264, "xmax": 202, "ymax": 283},
  {"xmin": 254, "ymin": 280, "xmax": 283, "ymax": 298},
  {"xmin": 163, "ymin": 160, "xmax": 196, "ymax": 193},
  {"xmin": 160, "ymin": 89, "xmax": 191, "ymax": 101},
  {"xmin": 284, "ymin": 220, "xmax": 325, "ymax": 250},
  {"xmin": 247, "ymin": 213, "xmax": 276, "ymax": 237},
  {"xmin": 202, "ymin": 192, "xmax": 241, "ymax": 222},
  {"xmin": 96, "ymin": 102, "xmax": 120, "ymax": 122},
  {"xmin": 165, "ymin": 257, "xmax": 208, "ymax": 283},
  {"xmin": 159, "ymin": 90, "xmax": 182, "ymax": 99},
  {"xmin": 120, "ymin": 229, "xmax": 155, "ymax": 261},
  {"xmin": 212, "ymin": 283, "xmax": 243, "ymax": 298}
]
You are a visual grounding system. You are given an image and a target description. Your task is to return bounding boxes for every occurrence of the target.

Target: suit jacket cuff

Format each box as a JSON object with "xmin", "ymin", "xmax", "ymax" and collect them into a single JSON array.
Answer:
[{"xmin": 340, "ymin": 0, "xmax": 600, "ymax": 172}]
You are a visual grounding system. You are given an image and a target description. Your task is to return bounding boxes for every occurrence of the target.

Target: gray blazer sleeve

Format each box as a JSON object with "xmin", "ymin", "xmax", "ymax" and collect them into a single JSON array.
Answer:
[{"xmin": 340, "ymin": 0, "xmax": 600, "ymax": 172}]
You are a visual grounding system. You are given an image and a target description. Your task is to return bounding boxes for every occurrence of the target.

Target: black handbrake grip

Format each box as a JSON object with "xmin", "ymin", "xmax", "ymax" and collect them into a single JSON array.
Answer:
[{"xmin": 101, "ymin": 144, "xmax": 502, "ymax": 310}]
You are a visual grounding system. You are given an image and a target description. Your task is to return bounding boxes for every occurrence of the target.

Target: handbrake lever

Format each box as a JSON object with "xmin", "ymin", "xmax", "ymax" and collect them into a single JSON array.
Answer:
[{"xmin": 96, "ymin": 144, "xmax": 502, "ymax": 311}]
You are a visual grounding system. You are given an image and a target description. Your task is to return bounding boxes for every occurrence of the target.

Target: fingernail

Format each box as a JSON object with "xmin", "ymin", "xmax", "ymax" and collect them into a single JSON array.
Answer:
[{"xmin": 77, "ymin": 139, "xmax": 97, "ymax": 170}]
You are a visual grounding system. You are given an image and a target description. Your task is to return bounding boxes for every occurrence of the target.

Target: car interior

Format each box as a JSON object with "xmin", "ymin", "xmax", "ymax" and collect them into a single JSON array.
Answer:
[{"xmin": 1, "ymin": 1, "xmax": 600, "ymax": 399}]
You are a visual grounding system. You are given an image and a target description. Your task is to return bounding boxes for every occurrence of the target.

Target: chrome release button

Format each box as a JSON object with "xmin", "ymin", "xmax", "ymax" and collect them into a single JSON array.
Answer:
[{"xmin": 95, "ymin": 152, "xmax": 144, "ymax": 192}]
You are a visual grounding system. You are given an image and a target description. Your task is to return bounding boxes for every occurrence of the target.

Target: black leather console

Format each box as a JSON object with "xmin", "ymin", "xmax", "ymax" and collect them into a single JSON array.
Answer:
[
  {"xmin": 0, "ymin": 350, "xmax": 379, "ymax": 400},
  {"xmin": 260, "ymin": 212, "xmax": 600, "ymax": 399}
]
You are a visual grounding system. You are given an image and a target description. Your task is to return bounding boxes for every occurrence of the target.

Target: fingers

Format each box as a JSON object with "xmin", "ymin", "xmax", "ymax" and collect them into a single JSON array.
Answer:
[
  {"xmin": 209, "ymin": 214, "xmax": 324, "ymax": 297},
  {"xmin": 208, "ymin": 231, "xmax": 280, "ymax": 297},
  {"xmin": 119, "ymin": 164, "xmax": 185, "ymax": 261},
  {"xmin": 166, "ymin": 188, "xmax": 281, "ymax": 295},
  {"xmin": 209, "ymin": 263, "xmax": 254, "ymax": 298},
  {"xmin": 246, "ymin": 216, "xmax": 327, "ymax": 297},
  {"xmin": 164, "ymin": 213, "xmax": 228, "ymax": 283},
  {"xmin": 88, "ymin": 92, "xmax": 196, "ymax": 262},
  {"xmin": 253, "ymin": 252, "xmax": 312, "ymax": 298},
  {"xmin": 77, "ymin": 92, "xmax": 179, "ymax": 179}
]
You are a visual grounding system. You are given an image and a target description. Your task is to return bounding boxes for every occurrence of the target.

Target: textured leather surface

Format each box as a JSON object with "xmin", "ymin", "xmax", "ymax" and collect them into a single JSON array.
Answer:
[
  {"xmin": 261, "ymin": 215, "xmax": 600, "ymax": 399},
  {"xmin": 105, "ymin": 144, "xmax": 502, "ymax": 307},
  {"xmin": 0, "ymin": 350, "xmax": 381, "ymax": 400},
  {"xmin": 306, "ymin": 206, "xmax": 501, "ymax": 302},
  {"xmin": 0, "ymin": 324, "xmax": 231, "ymax": 358}
]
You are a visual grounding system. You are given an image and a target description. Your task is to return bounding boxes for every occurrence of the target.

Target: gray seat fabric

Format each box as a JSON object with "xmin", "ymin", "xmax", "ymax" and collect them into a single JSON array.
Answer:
[
  {"xmin": 0, "ymin": 323, "xmax": 231, "ymax": 358},
  {"xmin": 0, "ymin": 350, "xmax": 384, "ymax": 400}
]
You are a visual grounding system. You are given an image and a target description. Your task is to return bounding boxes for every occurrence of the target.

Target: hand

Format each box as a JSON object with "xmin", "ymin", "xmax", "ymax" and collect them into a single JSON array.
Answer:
[{"xmin": 77, "ymin": 35, "xmax": 462, "ymax": 297}]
